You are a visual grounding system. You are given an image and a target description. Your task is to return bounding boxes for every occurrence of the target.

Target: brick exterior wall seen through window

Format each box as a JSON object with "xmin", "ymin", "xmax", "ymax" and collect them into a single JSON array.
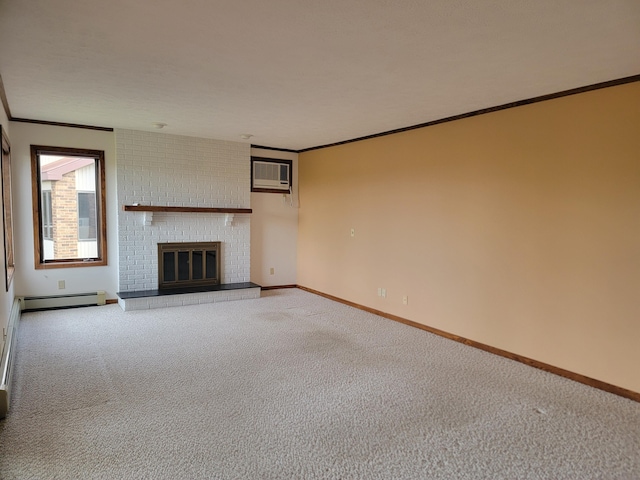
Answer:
[{"xmin": 51, "ymin": 171, "xmax": 79, "ymax": 259}]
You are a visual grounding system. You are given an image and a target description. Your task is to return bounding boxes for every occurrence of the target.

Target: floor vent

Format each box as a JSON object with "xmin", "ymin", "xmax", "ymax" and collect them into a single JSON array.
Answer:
[
  {"xmin": 21, "ymin": 291, "xmax": 106, "ymax": 312},
  {"xmin": 1, "ymin": 298, "xmax": 21, "ymax": 418}
]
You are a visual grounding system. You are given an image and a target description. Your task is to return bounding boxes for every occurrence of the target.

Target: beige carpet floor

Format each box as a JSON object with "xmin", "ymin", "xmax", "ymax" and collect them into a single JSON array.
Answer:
[{"xmin": 0, "ymin": 289, "xmax": 638, "ymax": 479}]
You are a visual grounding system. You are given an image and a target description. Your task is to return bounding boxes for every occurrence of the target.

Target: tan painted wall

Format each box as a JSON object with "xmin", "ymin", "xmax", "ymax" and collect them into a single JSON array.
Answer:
[{"xmin": 298, "ymin": 82, "xmax": 640, "ymax": 393}]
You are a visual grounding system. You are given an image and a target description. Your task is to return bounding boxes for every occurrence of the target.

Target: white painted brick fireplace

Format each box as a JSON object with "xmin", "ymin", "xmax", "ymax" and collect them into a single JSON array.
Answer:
[{"xmin": 115, "ymin": 129, "xmax": 252, "ymax": 296}]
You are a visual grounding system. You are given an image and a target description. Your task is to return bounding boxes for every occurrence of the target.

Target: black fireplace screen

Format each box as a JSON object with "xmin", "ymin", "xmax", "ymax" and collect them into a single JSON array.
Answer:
[{"xmin": 158, "ymin": 242, "xmax": 220, "ymax": 289}]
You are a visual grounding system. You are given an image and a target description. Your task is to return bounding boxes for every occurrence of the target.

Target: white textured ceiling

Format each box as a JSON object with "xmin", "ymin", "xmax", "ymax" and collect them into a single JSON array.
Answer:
[{"xmin": 0, "ymin": 0, "xmax": 639, "ymax": 151}]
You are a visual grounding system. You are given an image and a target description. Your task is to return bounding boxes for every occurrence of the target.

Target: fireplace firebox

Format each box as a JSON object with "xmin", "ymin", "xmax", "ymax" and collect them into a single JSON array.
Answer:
[{"xmin": 158, "ymin": 242, "xmax": 220, "ymax": 289}]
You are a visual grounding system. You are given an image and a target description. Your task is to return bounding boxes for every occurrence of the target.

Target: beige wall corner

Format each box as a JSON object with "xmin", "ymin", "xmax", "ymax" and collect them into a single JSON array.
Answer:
[{"xmin": 250, "ymin": 148, "xmax": 298, "ymax": 287}]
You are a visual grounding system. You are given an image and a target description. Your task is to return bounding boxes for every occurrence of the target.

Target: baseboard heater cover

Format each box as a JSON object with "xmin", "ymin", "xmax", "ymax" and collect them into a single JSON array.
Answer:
[
  {"xmin": 1, "ymin": 299, "xmax": 21, "ymax": 418},
  {"xmin": 21, "ymin": 291, "xmax": 107, "ymax": 311}
]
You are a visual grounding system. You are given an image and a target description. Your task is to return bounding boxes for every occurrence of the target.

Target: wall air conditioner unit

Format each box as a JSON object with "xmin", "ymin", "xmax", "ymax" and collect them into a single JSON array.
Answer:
[{"xmin": 251, "ymin": 157, "xmax": 292, "ymax": 192}]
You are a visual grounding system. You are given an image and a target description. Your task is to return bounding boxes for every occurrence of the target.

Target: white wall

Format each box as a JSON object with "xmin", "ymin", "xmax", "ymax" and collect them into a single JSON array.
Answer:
[
  {"xmin": 5, "ymin": 121, "xmax": 295, "ymax": 305},
  {"xmin": 116, "ymin": 129, "xmax": 251, "ymax": 291},
  {"xmin": 250, "ymin": 147, "xmax": 298, "ymax": 287},
  {"xmin": 10, "ymin": 122, "xmax": 119, "ymax": 299},
  {"xmin": 0, "ymin": 111, "xmax": 13, "ymax": 338}
]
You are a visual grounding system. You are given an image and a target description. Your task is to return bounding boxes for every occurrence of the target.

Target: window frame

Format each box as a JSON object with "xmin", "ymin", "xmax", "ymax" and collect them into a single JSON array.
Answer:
[
  {"xmin": 31, "ymin": 145, "xmax": 107, "ymax": 269},
  {"xmin": 1, "ymin": 126, "xmax": 15, "ymax": 290}
]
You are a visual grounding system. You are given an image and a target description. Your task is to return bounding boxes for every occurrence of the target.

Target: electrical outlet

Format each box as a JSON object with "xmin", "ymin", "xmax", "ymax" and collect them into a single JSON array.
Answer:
[
  {"xmin": 269, "ymin": 267, "xmax": 275, "ymax": 275},
  {"xmin": 351, "ymin": 228, "xmax": 355, "ymax": 237},
  {"xmin": 402, "ymin": 295, "xmax": 408, "ymax": 305},
  {"xmin": 58, "ymin": 280, "xmax": 65, "ymax": 289}
]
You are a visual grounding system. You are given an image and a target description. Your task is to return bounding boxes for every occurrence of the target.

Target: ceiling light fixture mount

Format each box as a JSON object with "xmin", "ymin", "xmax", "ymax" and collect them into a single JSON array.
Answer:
[
  {"xmin": 240, "ymin": 134, "xmax": 253, "ymax": 140},
  {"xmin": 152, "ymin": 122, "xmax": 167, "ymax": 129}
]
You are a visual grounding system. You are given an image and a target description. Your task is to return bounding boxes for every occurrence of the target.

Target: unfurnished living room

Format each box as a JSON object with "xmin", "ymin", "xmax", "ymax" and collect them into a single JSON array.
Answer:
[{"xmin": 0, "ymin": 1, "xmax": 639, "ymax": 478}]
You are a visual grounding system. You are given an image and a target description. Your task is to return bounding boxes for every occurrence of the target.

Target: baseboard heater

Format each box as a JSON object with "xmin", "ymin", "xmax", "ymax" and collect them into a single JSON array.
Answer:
[
  {"xmin": 20, "ymin": 291, "xmax": 107, "ymax": 312},
  {"xmin": 1, "ymin": 299, "xmax": 21, "ymax": 418}
]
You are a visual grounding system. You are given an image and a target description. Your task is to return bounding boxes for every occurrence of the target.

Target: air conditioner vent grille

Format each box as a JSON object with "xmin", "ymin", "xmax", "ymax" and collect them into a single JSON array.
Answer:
[{"xmin": 251, "ymin": 158, "xmax": 292, "ymax": 192}]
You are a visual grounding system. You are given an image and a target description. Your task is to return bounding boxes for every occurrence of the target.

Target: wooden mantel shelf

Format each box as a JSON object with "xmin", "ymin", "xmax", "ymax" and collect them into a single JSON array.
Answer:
[{"xmin": 122, "ymin": 205, "xmax": 252, "ymax": 214}]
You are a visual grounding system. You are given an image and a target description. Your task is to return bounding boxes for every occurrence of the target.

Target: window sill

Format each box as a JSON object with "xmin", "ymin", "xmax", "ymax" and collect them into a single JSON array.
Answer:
[{"xmin": 35, "ymin": 259, "xmax": 107, "ymax": 270}]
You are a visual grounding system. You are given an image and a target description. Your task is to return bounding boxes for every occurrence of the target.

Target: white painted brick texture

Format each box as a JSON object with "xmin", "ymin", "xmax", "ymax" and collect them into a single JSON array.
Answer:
[{"xmin": 116, "ymin": 129, "xmax": 251, "ymax": 291}]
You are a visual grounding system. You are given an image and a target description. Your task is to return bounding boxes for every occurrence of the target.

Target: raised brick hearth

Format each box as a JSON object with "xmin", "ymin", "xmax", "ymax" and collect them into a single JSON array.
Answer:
[{"xmin": 116, "ymin": 282, "xmax": 260, "ymax": 311}]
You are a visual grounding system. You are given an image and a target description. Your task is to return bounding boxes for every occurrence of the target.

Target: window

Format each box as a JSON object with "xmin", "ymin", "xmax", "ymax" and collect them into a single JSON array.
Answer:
[
  {"xmin": 42, "ymin": 191, "xmax": 53, "ymax": 240},
  {"xmin": 77, "ymin": 191, "xmax": 97, "ymax": 240},
  {"xmin": 1, "ymin": 126, "xmax": 14, "ymax": 290},
  {"xmin": 31, "ymin": 145, "xmax": 107, "ymax": 268},
  {"xmin": 251, "ymin": 157, "xmax": 293, "ymax": 193}
]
